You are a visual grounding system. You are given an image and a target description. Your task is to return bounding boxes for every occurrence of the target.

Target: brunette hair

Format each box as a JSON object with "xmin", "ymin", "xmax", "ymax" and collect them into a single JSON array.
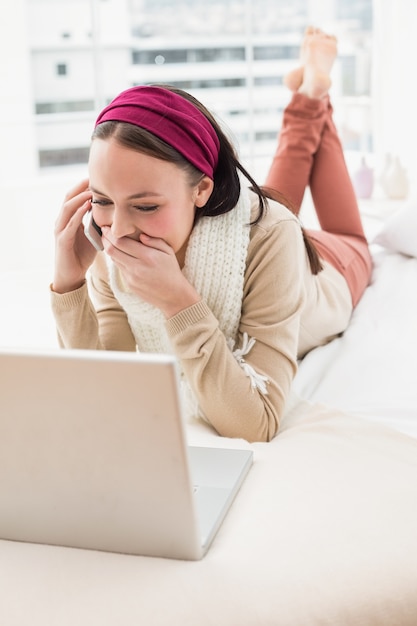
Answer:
[{"xmin": 91, "ymin": 84, "xmax": 322, "ymax": 274}]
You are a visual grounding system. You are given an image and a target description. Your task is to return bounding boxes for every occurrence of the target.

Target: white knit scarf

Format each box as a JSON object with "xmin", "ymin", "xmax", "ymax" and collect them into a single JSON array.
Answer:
[{"xmin": 106, "ymin": 186, "xmax": 268, "ymax": 418}]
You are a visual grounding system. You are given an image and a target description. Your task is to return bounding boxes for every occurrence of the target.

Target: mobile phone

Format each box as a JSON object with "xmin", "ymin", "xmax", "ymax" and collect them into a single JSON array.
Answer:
[{"xmin": 83, "ymin": 210, "xmax": 104, "ymax": 251}]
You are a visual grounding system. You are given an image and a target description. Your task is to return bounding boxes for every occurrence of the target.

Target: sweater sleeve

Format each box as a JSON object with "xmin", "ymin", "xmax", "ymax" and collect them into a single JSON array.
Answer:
[
  {"xmin": 165, "ymin": 215, "xmax": 306, "ymax": 443},
  {"xmin": 50, "ymin": 252, "xmax": 136, "ymax": 352}
]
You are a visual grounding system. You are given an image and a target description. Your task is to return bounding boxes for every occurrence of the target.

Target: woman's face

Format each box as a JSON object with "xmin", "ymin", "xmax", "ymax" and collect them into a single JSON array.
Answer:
[{"xmin": 88, "ymin": 137, "xmax": 213, "ymax": 264}]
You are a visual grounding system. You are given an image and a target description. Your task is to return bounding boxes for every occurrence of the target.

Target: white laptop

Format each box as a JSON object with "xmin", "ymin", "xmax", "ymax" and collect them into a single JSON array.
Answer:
[{"xmin": 0, "ymin": 348, "xmax": 253, "ymax": 560}]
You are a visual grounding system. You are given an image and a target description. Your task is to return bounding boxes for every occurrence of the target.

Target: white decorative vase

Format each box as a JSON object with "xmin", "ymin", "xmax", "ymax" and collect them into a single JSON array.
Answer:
[{"xmin": 383, "ymin": 156, "xmax": 409, "ymax": 200}]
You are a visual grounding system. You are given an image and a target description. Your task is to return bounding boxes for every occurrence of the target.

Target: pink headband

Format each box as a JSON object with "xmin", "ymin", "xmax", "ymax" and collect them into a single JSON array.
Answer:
[{"xmin": 95, "ymin": 85, "xmax": 220, "ymax": 179}]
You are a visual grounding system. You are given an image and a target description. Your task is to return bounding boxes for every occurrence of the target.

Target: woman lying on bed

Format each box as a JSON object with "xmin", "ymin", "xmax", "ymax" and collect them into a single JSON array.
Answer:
[{"xmin": 51, "ymin": 27, "xmax": 372, "ymax": 442}]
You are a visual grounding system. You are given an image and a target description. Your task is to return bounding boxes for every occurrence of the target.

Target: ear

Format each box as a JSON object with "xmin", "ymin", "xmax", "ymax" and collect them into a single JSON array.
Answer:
[{"xmin": 194, "ymin": 176, "xmax": 214, "ymax": 208}]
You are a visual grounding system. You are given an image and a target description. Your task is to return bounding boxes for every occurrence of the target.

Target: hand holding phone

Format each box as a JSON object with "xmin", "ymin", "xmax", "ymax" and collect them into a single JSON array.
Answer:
[{"xmin": 83, "ymin": 210, "xmax": 104, "ymax": 251}]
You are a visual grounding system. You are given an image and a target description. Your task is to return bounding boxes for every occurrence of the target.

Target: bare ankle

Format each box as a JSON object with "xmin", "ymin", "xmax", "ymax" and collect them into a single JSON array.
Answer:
[{"xmin": 298, "ymin": 70, "xmax": 332, "ymax": 100}]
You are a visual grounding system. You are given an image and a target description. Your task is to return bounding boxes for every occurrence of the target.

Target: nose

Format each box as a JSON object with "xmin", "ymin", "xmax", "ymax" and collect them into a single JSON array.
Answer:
[{"xmin": 110, "ymin": 207, "xmax": 138, "ymax": 239}]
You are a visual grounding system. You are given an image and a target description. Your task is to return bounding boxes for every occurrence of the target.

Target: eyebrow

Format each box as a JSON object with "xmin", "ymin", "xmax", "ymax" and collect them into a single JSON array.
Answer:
[{"xmin": 89, "ymin": 186, "xmax": 162, "ymax": 200}]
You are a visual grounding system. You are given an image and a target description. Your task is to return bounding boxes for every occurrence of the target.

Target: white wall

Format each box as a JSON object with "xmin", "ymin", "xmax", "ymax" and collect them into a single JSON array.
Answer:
[
  {"xmin": 0, "ymin": 168, "xmax": 86, "ymax": 349},
  {"xmin": 0, "ymin": 0, "xmax": 38, "ymax": 180},
  {"xmin": 1, "ymin": 168, "xmax": 86, "ymax": 273},
  {"xmin": 373, "ymin": 0, "xmax": 417, "ymax": 187}
]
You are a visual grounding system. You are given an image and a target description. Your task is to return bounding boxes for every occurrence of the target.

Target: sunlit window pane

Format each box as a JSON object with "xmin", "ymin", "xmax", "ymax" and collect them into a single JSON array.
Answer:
[{"xmin": 2, "ymin": 0, "xmax": 373, "ymax": 179}]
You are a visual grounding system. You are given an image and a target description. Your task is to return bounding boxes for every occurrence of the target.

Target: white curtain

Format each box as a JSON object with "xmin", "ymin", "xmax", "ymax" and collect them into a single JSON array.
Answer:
[{"xmin": 373, "ymin": 0, "xmax": 417, "ymax": 193}]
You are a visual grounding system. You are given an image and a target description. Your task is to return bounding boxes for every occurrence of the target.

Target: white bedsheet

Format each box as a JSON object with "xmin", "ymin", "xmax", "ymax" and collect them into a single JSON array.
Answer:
[{"xmin": 293, "ymin": 248, "xmax": 417, "ymax": 438}]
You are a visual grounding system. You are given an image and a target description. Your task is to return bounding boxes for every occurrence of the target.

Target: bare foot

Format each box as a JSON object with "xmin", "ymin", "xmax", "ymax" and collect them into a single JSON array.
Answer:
[
  {"xmin": 284, "ymin": 26, "xmax": 315, "ymax": 92},
  {"xmin": 284, "ymin": 27, "xmax": 337, "ymax": 99}
]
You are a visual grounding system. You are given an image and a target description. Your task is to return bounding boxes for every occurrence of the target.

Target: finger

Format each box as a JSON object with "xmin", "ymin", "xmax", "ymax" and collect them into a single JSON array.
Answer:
[
  {"xmin": 102, "ymin": 231, "xmax": 173, "ymax": 264},
  {"xmin": 56, "ymin": 189, "xmax": 92, "ymax": 232},
  {"xmin": 139, "ymin": 233, "xmax": 174, "ymax": 255},
  {"xmin": 55, "ymin": 198, "xmax": 91, "ymax": 239},
  {"xmin": 101, "ymin": 232, "xmax": 140, "ymax": 262}
]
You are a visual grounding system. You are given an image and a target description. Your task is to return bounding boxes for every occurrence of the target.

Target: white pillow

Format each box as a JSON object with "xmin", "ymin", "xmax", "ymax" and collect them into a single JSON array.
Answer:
[{"xmin": 373, "ymin": 202, "xmax": 417, "ymax": 257}]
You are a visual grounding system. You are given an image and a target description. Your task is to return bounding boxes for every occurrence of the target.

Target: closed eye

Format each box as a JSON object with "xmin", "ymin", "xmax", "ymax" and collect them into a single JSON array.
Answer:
[
  {"xmin": 91, "ymin": 198, "xmax": 113, "ymax": 206},
  {"xmin": 91, "ymin": 198, "xmax": 159, "ymax": 213},
  {"xmin": 133, "ymin": 205, "xmax": 159, "ymax": 213}
]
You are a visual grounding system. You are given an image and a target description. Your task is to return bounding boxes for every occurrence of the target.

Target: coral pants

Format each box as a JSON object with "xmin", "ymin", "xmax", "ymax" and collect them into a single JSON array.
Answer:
[{"xmin": 264, "ymin": 93, "xmax": 372, "ymax": 307}]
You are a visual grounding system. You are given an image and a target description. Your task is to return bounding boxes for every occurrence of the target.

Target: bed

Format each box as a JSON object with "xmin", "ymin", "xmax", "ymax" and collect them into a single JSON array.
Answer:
[{"xmin": 0, "ymin": 199, "xmax": 416, "ymax": 625}]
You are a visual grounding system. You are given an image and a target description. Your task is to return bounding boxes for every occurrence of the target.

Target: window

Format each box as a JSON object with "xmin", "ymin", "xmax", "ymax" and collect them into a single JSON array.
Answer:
[
  {"xmin": 132, "ymin": 46, "xmax": 246, "ymax": 65},
  {"xmin": 193, "ymin": 48, "xmax": 245, "ymax": 63},
  {"xmin": 254, "ymin": 77, "xmax": 283, "ymax": 87},
  {"xmin": 253, "ymin": 46, "xmax": 299, "ymax": 61},
  {"xmin": 157, "ymin": 78, "xmax": 247, "ymax": 90},
  {"xmin": 133, "ymin": 49, "xmax": 189, "ymax": 64},
  {"xmin": 39, "ymin": 147, "xmax": 90, "ymax": 167},
  {"xmin": 56, "ymin": 63, "xmax": 67, "ymax": 76},
  {"xmin": 2, "ymin": 0, "xmax": 374, "ymax": 177},
  {"xmin": 35, "ymin": 100, "xmax": 94, "ymax": 114}
]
